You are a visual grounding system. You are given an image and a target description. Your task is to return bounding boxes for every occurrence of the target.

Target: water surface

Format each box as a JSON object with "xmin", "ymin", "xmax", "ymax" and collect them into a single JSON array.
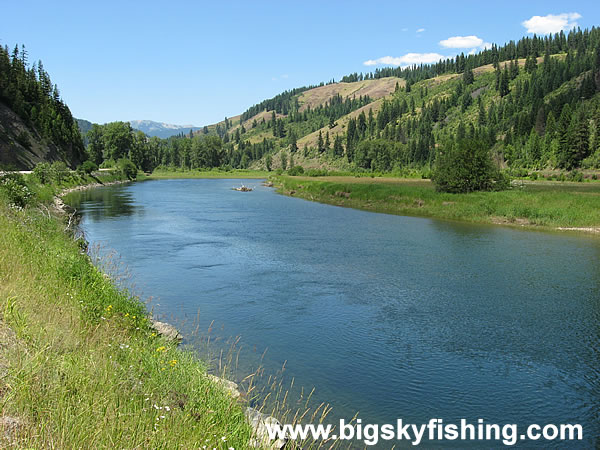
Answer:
[{"xmin": 66, "ymin": 179, "xmax": 600, "ymax": 447}]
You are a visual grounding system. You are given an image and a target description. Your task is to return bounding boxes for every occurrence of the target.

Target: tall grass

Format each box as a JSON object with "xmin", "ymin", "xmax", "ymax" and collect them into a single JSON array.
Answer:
[
  {"xmin": 275, "ymin": 176, "xmax": 600, "ymax": 230},
  {"xmin": 0, "ymin": 192, "xmax": 255, "ymax": 448}
]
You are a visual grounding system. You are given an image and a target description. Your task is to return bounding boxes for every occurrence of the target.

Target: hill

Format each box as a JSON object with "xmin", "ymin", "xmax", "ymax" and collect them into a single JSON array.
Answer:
[
  {"xmin": 129, "ymin": 120, "xmax": 202, "ymax": 138},
  {"xmin": 0, "ymin": 45, "xmax": 85, "ymax": 170},
  {"xmin": 191, "ymin": 28, "xmax": 600, "ymax": 173},
  {"xmin": 75, "ymin": 27, "xmax": 600, "ymax": 177}
]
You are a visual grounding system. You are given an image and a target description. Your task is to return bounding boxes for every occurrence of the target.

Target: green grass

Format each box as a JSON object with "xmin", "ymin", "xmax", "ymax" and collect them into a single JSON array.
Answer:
[
  {"xmin": 0, "ymin": 180, "xmax": 253, "ymax": 447},
  {"xmin": 148, "ymin": 168, "xmax": 269, "ymax": 179},
  {"xmin": 275, "ymin": 176, "xmax": 600, "ymax": 231}
]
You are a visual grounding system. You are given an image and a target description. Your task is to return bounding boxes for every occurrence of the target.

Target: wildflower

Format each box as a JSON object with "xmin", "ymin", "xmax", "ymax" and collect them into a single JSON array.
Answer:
[
  {"xmin": 105, "ymin": 304, "xmax": 113, "ymax": 312},
  {"xmin": 155, "ymin": 346, "xmax": 166, "ymax": 353},
  {"xmin": 221, "ymin": 436, "xmax": 226, "ymax": 441},
  {"xmin": 151, "ymin": 332, "xmax": 157, "ymax": 337},
  {"xmin": 125, "ymin": 313, "xmax": 129, "ymax": 317},
  {"xmin": 164, "ymin": 406, "xmax": 170, "ymax": 412},
  {"xmin": 169, "ymin": 359, "xmax": 177, "ymax": 367}
]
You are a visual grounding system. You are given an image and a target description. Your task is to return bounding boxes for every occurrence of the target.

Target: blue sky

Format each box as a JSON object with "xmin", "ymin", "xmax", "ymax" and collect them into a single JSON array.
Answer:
[{"xmin": 2, "ymin": 1, "xmax": 598, "ymax": 126}]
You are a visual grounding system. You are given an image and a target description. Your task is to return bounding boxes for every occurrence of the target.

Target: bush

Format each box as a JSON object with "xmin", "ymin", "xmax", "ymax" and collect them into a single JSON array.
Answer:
[
  {"xmin": 33, "ymin": 162, "xmax": 52, "ymax": 184},
  {"xmin": 117, "ymin": 158, "xmax": 137, "ymax": 180},
  {"xmin": 305, "ymin": 168, "xmax": 329, "ymax": 177},
  {"xmin": 432, "ymin": 139, "xmax": 509, "ymax": 193},
  {"xmin": 567, "ymin": 170, "xmax": 584, "ymax": 182},
  {"xmin": 78, "ymin": 160, "xmax": 98, "ymax": 175},
  {"xmin": 0, "ymin": 173, "xmax": 33, "ymax": 207},
  {"xmin": 287, "ymin": 165, "xmax": 305, "ymax": 176},
  {"xmin": 50, "ymin": 161, "xmax": 70, "ymax": 183}
]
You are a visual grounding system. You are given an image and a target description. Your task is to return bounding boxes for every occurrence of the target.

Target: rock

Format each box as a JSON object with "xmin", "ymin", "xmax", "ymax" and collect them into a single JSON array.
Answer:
[
  {"xmin": 207, "ymin": 374, "xmax": 241, "ymax": 399},
  {"xmin": 151, "ymin": 320, "xmax": 182, "ymax": 342},
  {"xmin": 245, "ymin": 407, "xmax": 287, "ymax": 449}
]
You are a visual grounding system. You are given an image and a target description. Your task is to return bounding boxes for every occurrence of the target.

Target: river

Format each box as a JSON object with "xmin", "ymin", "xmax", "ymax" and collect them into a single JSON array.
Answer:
[{"xmin": 66, "ymin": 178, "xmax": 600, "ymax": 448}]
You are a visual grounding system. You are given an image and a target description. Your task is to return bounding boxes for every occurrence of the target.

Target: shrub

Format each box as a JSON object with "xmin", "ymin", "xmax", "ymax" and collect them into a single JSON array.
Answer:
[
  {"xmin": 432, "ymin": 138, "xmax": 509, "ymax": 193},
  {"xmin": 0, "ymin": 173, "xmax": 32, "ymax": 207},
  {"xmin": 33, "ymin": 162, "xmax": 52, "ymax": 184},
  {"xmin": 287, "ymin": 165, "xmax": 305, "ymax": 176},
  {"xmin": 117, "ymin": 158, "xmax": 137, "ymax": 180},
  {"xmin": 567, "ymin": 170, "xmax": 584, "ymax": 182},
  {"xmin": 306, "ymin": 168, "xmax": 329, "ymax": 177},
  {"xmin": 78, "ymin": 160, "xmax": 98, "ymax": 175},
  {"xmin": 50, "ymin": 161, "xmax": 70, "ymax": 183}
]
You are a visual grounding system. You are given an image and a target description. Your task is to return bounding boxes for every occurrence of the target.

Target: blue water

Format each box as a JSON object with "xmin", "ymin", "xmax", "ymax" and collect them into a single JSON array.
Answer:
[{"xmin": 66, "ymin": 179, "xmax": 600, "ymax": 448}]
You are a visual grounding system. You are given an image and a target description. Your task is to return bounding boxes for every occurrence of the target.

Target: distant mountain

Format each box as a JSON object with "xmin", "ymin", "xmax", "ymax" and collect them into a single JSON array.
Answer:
[
  {"xmin": 129, "ymin": 120, "xmax": 202, "ymax": 138},
  {"xmin": 76, "ymin": 118, "xmax": 94, "ymax": 135}
]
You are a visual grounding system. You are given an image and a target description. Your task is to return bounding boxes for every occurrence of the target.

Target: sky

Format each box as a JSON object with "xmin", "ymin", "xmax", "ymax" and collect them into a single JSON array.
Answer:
[{"xmin": 2, "ymin": 1, "xmax": 599, "ymax": 126}]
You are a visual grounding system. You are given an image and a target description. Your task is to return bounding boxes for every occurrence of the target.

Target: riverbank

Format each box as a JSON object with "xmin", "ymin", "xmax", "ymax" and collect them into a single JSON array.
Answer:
[
  {"xmin": 0, "ymin": 173, "xmax": 255, "ymax": 447},
  {"xmin": 273, "ymin": 175, "xmax": 600, "ymax": 233}
]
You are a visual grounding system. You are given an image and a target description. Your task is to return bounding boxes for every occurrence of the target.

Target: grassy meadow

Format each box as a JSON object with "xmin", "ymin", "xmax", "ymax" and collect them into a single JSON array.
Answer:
[{"xmin": 274, "ymin": 175, "xmax": 600, "ymax": 232}]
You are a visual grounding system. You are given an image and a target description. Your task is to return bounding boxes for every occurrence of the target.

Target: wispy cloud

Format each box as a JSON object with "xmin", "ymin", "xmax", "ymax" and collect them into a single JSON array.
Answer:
[
  {"xmin": 416, "ymin": 28, "xmax": 425, "ymax": 33},
  {"xmin": 271, "ymin": 74, "xmax": 289, "ymax": 81},
  {"xmin": 364, "ymin": 53, "xmax": 446, "ymax": 67},
  {"xmin": 522, "ymin": 13, "xmax": 581, "ymax": 34},
  {"xmin": 439, "ymin": 35, "xmax": 484, "ymax": 49}
]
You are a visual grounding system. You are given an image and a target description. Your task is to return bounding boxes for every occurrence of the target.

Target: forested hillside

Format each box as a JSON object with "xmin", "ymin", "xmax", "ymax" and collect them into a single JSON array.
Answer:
[
  {"xmin": 79, "ymin": 27, "xmax": 600, "ymax": 176},
  {"xmin": 0, "ymin": 45, "xmax": 85, "ymax": 170}
]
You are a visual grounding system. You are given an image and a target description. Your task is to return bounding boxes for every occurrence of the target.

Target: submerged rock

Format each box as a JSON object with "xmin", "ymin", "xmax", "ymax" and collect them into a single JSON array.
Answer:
[{"xmin": 245, "ymin": 407, "xmax": 288, "ymax": 449}]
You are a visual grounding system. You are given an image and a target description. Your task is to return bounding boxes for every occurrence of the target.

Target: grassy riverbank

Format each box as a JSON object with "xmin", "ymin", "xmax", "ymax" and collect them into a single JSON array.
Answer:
[
  {"xmin": 148, "ymin": 168, "xmax": 269, "ymax": 179},
  {"xmin": 0, "ymin": 173, "xmax": 252, "ymax": 447},
  {"xmin": 274, "ymin": 176, "xmax": 600, "ymax": 232}
]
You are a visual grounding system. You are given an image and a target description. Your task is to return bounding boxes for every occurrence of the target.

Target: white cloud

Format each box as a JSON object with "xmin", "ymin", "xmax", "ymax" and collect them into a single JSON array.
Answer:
[
  {"xmin": 364, "ymin": 53, "xmax": 446, "ymax": 67},
  {"xmin": 481, "ymin": 42, "xmax": 493, "ymax": 50},
  {"xmin": 416, "ymin": 28, "xmax": 425, "ymax": 33},
  {"xmin": 522, "ymin": 13, "xmax": 581, "ymax": 34},
  {"xmin": 439, "ymin": 35, "xmax": 484, "ymax": 49}
]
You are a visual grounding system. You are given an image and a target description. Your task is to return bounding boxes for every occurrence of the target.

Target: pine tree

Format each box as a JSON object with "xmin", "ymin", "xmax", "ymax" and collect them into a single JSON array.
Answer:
[
  {"xmin": 333, "ymin": 134, "xmax": 344, "ymax": 157},
  {"xmin": 525, "ymin": 54, "xmax": 537, "ymax": 73},
  {"xmin": 499, "ymin": 68, "xmax": 510, "ymax": 97},
  {"xmin": 463, "ymin": 66, "xmax": 474, "ymax": 85},
  {"xmin": 317, "ymin": 130, "xmax": 324, "ymax": 153}
]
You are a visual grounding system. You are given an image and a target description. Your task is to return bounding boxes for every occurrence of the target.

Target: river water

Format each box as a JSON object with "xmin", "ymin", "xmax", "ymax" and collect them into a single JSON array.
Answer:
[{"xmin": 66, "ymin": 179, "xmax": 600, "ymax": 447}]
